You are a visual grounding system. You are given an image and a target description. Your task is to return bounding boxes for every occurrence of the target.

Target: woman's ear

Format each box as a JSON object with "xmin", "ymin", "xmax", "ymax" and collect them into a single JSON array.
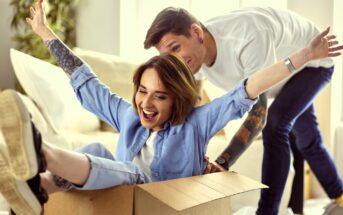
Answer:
[{"xmin": 190, "ymin": 23, "xmax": 204, "ymax": 44}]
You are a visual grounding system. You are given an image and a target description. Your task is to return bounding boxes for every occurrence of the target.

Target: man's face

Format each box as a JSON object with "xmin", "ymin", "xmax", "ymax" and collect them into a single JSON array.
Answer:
[{"xmin": 156, "ymin": 32, "xmax": 205, "ymax": 74}]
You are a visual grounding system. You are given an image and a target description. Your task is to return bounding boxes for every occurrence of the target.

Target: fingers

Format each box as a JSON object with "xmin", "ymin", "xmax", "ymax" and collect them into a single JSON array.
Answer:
[
  {"xmin": 213, "ymin": 162, "xmax": 226, "ymax": 172},
  {"xmin": 326, "ymin": 34, "xmax": 338, "ymax": 48},
  {"xmin": 206, "ymin": 163, "xmax": 216, "ymax": 173},
  {"xmin": 328, "ymin": 53, "xmax": 341, "ymax": 57},
  {"xmin": 203, "ymin": 162, "xmax": 227, "ymax": 174},
  {"xmin": 326, "ymin": 35, "xmax": 336, "ymax": 41},
  {"xmin": 328, "ymin": 44, "xmax": 343, "ymax": 57},
  {"xmin": 203, "ymin": 163, "xmax": 211, "ymax": 174},
  {"xmin": 329, "ymin": 45, "xmax": 343, "ymax": 52},
  {"xmin": 315, "ymin": 27, "xmax": 330, "ymax": 42},
  {"xmin": 36, "ymin": 0, "xmax": 44, "ymax": 9},
  {"xmin": 26, "ymin": 17, "xmax": 33, "ymax": 25},
  {"xmin": 28, "ymin": 5, "xmax": 37, "ymax": 25},
  {"xmin": 309, "ymin": 26, "xmax": 342, "ymax": 59},
  {"xmin": 327, "ymin": 40, "xmax": 339, "ymax": 47},
  {"xmin": 30, "ymin": 6, "xmax": 36, "ymax": 17}
]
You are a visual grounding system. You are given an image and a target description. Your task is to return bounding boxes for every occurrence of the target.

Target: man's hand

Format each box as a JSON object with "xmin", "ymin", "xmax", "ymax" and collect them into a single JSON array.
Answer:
[{"xmin": 203, "ymin": 156, "xmax": 226, "ymax": 174}]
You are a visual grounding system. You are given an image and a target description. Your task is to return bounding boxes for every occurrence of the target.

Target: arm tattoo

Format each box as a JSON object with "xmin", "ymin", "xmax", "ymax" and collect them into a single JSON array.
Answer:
[
  {"xmin": 52, "ymin": 175, "xmax": 73, "ymax": 191},
  {"xmin": 45, "ymin": 39, "xmax": 83, "ymax": 75},
  {"xmin": 215, "ymin": 93, "xmax": 268, "ymax": 170}
]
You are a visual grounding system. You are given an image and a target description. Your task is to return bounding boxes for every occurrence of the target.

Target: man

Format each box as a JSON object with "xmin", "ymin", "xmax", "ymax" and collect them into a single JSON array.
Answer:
[{"xmin": 144, "ymin": 7, "xmax": 343, "ymax": 215}]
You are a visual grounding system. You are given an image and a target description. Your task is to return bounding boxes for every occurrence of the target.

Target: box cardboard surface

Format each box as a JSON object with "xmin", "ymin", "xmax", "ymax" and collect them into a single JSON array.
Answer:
[{"xmin": 44, "ymin": 172, "xmax": 267, "ymax": 215}]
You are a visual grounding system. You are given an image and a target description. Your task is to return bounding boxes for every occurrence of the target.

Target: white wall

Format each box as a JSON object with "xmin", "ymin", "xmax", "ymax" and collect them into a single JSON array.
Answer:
[
  {"xmin": 333, "ymin": 0, "xmax": 343, "ymax": 186},
  {"xmin": 0, "ymin": 0, "xmax": 16, "ymax": 90},
  {"xmin": 332, "ymin": 0, "xmax": 343, "ymax": 137},
  {"xmin": 76, "ymin": 0, "xmax": 120, "ymax": 55},
  {"xmin": 288, "ymin": 0, "xmax": 343, "ymax": 199}
]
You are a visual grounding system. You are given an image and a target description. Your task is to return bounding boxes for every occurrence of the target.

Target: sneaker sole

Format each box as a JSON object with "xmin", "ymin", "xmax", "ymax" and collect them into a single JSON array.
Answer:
[
  {"xmin": 0, "ymin": 90, "xmax": 38, "ymax": 180},
  {"xmin": 0, "ymin": 146, "xmax": 41, "ymax": 215}
]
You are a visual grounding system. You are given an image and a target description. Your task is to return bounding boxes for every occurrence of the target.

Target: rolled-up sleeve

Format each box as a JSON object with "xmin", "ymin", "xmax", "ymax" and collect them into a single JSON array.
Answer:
[
  {"xmin": 70, "ymin": 64, "xmax": 131, "ymax": 132},
  {"xmin": 193, "ymin": 79, "xmax": 257, "ymax": 141}
]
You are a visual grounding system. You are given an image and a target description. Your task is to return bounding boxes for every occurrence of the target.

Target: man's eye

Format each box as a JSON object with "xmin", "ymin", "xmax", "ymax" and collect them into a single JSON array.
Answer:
[{"xmin": 138, "ymin": 90, "xmax": 146, "ymax": 94}]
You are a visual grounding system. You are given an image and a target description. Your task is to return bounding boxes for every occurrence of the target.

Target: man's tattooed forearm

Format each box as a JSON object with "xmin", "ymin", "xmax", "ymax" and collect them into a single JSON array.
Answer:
[
  {"xmin": 45, "ymin": 39, "xmax": 83, "ymax": 75},
  {"xmin": 215, "ymin": 93, "xmax": 268, "ymax": 169}
]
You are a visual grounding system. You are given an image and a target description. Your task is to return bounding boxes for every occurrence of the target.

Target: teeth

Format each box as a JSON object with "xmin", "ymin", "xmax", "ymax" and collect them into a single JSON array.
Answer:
[{"xmin": 143, "ymin": 109, "xmax": 155, "ymax": 115}]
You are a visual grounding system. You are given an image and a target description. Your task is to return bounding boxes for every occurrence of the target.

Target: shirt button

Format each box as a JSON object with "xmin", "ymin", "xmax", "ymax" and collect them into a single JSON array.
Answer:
[{"xmin": 154, "ymin": 172, "xmax": 159, "ymax": 177}]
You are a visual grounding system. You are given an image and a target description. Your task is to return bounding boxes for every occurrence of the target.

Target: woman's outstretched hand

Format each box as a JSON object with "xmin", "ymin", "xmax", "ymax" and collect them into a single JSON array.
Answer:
[
  {"xmin": 307, "ymin": 27, "xmax": 343, "ymax": 61},
  {"xmin": 26, "ymin": 0, "xmax": 56, "ymax": 41}
]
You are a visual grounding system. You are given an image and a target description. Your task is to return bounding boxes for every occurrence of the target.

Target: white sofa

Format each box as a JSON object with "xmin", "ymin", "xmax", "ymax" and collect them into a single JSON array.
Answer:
[{"xmin": 0, "ymin": 48, "xmax": 294, "ymax": 214}]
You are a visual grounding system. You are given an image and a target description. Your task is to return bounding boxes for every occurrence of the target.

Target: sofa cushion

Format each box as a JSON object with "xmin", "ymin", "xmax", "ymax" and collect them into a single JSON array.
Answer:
[
  {"xmin": 73, "ymin": 48, "xmax": 138, "ymax": 102},
  {"xmin": 10, "ymin": 49, "xmax": 100, "ymax": 133},
  {"xmin": 19, "ymin": 92, "xmax": 55, "ymax": 135}
]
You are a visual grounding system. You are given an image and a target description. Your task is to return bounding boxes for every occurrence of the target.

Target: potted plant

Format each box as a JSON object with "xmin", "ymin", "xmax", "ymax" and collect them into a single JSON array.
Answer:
[{"xmin": 10, "ymin": 0, "xmax": 79, "ymax": 64}]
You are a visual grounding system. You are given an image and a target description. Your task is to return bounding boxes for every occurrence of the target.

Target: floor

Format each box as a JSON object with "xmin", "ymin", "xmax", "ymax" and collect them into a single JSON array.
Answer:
[
  {"xmin": 233, "ymin": 198, "xmax": 331, "ymax": 215},
  {"xmin": 0, "ymin": 197, "xmax": 334, "ymax": 215},
  {"xmin": 303, "ymin": 198, "xmax": 330, "ymax": 215}
]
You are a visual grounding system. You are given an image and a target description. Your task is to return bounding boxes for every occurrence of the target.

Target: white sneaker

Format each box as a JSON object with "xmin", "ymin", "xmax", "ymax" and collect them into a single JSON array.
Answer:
[
  {"xmin": 0, "ymin": 140, "xmax": 42, "ymax": 215},
  {"xmin": 0, "ymin": 90, "xmax": 38, "ymax": 180},
  {"xmin": 323, "ymin": 202, "xmax": 343, "ymax": 215}
]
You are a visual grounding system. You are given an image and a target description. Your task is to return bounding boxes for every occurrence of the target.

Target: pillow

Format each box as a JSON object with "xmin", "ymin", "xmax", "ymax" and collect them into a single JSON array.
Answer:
[
  {"xmin": 19, "ymin": 92, "xmax": 57, "ymax": 135},
  {"xmin": 73, "ymin": 48, "xmax": 138, "ymax": 102},
  {"xmin": 10, "ymin": 49, "xmax": 100, "ymax": 133},
  {"xmin": 19, "ymin": 93, "xmax": 71, "ymax": 150}
]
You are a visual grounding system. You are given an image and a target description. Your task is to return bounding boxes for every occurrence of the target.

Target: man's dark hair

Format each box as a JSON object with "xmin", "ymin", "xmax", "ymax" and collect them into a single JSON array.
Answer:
[{"xmin": 144, "ymin": 7, "xmax": 206, "ymax": 49}]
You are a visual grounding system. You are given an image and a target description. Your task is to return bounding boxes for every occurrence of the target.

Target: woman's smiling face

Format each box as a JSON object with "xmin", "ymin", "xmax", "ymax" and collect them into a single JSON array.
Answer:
[{"xmin": 135, "ymin": 68, "xmax": 174, "ymax": 131}]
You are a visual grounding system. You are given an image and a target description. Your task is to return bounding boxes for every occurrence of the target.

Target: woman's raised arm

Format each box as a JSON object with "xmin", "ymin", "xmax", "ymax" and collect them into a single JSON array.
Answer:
[
  {"xmin": 26, "ymin": 0, "xmax": 83, "ymax": 75},
  {"xmin": 246, "ymin": 27, "xmax": 342, "ymax": 99}
]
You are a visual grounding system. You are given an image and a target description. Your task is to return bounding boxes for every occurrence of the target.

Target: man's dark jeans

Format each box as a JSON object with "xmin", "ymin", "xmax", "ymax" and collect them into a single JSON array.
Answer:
[{"xmin": 257, "ymin": 66, "xmax": 343, "ymax": 215}]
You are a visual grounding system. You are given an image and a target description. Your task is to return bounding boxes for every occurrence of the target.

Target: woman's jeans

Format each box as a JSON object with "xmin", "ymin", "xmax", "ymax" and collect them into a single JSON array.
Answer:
[
  {"xmin": 257, "ymin": 66, "xmax": 343, "ymax": 215},
  {"xmin": 55, "ymin": 143, "xmax": 149, "ymax": 190}
]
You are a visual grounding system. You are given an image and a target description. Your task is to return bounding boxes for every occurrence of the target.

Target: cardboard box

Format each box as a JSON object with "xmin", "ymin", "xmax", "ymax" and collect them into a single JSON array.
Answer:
[{"xmin": 44, "ymin": 172, "xmax": 267, "ymax": 215}]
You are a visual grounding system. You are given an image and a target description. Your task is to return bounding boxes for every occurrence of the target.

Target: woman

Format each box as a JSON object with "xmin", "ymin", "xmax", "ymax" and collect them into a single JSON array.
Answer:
[{"xmin": 0, "ymin": 0, "xmax": 341, "ymax": 214}]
